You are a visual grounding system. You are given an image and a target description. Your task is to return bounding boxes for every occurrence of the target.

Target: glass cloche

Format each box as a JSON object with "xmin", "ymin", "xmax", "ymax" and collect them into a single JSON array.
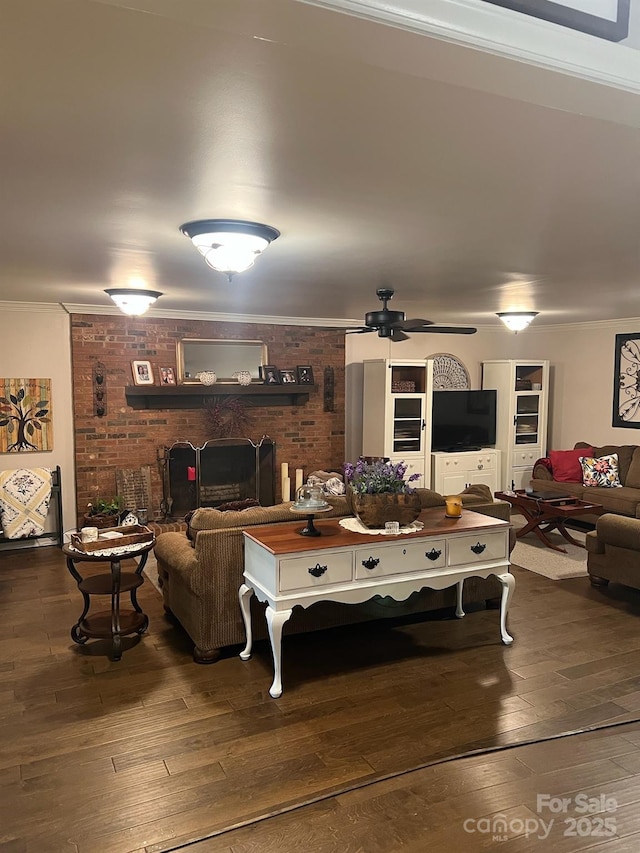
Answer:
[{"xmin": 293, "ymin": 482, "xmax": 329, "ymax": 509}]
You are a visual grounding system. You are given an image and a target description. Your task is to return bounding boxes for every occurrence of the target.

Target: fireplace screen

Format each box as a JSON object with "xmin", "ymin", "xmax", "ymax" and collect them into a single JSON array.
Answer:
[{"xmin": 162, "ymin": 437, "xmax": 275, "ymax": 518}]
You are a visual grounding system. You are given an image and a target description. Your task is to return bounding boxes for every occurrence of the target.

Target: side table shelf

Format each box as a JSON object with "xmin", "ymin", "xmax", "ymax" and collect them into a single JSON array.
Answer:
[{"xmin": 63, "ymin": 541, "xmax": 154, "ymax": 661}]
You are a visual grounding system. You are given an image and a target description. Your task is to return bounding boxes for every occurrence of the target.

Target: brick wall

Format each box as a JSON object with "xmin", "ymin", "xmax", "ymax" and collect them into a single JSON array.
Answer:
[{"xmin": 71, "ymin": 314, "xmax": 345, "ymax": 523}]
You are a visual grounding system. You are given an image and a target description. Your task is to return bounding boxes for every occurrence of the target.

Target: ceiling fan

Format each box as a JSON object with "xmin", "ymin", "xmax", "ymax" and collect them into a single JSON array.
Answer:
[{"xmin": 336, "ymin": 289, "xmax": 477, "ymax": 341}]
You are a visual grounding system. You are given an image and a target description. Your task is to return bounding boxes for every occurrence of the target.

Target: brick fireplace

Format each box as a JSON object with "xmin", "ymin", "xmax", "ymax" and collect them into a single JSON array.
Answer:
[{"xmin": 71, "ymin": 315, "xmax": 345, "ymax": 524}]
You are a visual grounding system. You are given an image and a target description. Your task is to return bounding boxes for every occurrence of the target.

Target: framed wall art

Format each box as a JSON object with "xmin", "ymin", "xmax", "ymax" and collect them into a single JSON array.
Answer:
[
  {"xmin": 612, "ymin": 333, "xmax": 640, "ymax": 427},
  {"xmin": 132, "ymin": 360, "xmax": 154, "ymax": 386},
  {"xmin": 481, "ymin": 0, "xmax": 630, "ymax": 42},
  {"xmin": 0, "ymin": 378, "xmax": 53, "ymax": 452}
]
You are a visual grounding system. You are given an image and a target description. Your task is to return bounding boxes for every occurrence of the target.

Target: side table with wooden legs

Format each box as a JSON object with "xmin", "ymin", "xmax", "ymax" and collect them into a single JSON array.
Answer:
[
  {"xmin": 495, "ymin": 490, "xmax": 604, "ymax": 553},
  {"xmin": 63, "ymin": 539, "xmax": 155, "ymax": 660}
]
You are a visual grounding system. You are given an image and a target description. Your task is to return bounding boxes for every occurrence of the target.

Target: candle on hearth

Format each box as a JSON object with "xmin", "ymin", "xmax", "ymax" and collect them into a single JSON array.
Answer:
[
  {"xmin": 295, "ymin": 468, "xmax": 303, "ymax": 493},
  {"xmin": 187, "ymin": 466, "xmax": 196, "ymax": 481},
  {"xmin": 282, "ymin": 476, "xmax": 291, "ymax": 502},
  {"xmin": 280, "ymin": 462, "xmax": 289, "ymax": 500}
]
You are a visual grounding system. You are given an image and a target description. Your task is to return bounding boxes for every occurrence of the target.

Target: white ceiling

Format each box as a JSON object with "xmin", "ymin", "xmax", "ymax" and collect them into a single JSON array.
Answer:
[{"xmin": 3, "ymin": 0, "xmax": 640, "ymax": 328}]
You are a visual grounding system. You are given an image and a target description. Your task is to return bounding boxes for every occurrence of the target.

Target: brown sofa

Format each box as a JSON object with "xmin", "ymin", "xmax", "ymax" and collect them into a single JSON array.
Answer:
[
  {"xmin": 587, "ymin": 514, "xmax": 640, "ymax": 591},
  {"xmin": 154, "ymin": 486, "xmax": 513, "ymax": 663},
  {"xmin": 530, "ymin": 443, "xmax": 640, "ymax": 519}
]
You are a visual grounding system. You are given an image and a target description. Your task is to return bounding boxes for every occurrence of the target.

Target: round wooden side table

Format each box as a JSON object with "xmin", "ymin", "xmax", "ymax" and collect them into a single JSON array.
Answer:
[{"xmin": 63, "ymin": 538, "xmax": 155, "ymax": 661}]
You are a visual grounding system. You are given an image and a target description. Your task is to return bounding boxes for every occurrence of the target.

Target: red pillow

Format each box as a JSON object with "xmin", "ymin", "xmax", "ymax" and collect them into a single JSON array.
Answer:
[{"xmin": 548, "ymin": 447, "xmax": 593, "ymax": 482}]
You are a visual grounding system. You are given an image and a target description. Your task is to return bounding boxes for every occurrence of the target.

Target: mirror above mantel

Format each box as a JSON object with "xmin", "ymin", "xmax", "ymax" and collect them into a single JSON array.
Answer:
[{"xmin": 177, "ymin": 339, "xmax": 268, "ymax": 384}]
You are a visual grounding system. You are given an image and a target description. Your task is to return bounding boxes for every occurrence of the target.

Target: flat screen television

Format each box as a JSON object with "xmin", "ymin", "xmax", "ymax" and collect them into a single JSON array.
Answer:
[{"xmin": 431, "ymin": 389, "xmax": 497, "ymax": 452}]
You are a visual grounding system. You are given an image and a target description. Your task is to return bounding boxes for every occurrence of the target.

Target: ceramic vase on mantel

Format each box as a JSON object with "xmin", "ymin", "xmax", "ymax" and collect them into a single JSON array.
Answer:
[{"xmin": 348, "ymin": 487, "xmax": 422, "ymax": 529}]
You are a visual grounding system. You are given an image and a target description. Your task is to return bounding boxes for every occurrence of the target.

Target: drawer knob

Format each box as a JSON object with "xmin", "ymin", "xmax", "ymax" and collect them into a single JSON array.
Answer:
[
  {"xmin": 470, "ymin": 542, "xmax": 486, "ymax": 555},
  {"xmin": 362, "ymin": 557, "xmax": 380, "ymax": 571},
  {"xmin": 425, "ymin": 548, "xmax": 442, "ymax": 561},
  {"xmin": 308, "ymin": 563, "xmax": 328, "ymax": 577}
]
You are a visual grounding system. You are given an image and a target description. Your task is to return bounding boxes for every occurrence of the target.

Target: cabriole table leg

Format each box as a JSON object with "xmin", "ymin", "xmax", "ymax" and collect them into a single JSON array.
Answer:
[
  {"xmin": 497, "ymin": 572, "xmax": 516, "ymax": 645},
  {"xmin": 266, "ymin": 606, "xmax": 293, "ymax": 698},
  {"xmin": 239, "ymin": 583, "xmax": 254, "ymax": 660}
]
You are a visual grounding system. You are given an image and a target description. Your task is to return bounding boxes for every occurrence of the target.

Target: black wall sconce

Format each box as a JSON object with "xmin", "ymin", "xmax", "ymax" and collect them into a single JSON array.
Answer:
[{"xmin": 93, "ymin": 362, "xmax": 106, "ymax": 417}]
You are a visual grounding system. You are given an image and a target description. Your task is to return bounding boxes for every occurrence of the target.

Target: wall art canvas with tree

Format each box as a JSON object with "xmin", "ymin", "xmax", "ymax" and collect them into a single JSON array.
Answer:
[{"xmin": 0, "ymin": 379, "xmax": 53, "ymax": 452}]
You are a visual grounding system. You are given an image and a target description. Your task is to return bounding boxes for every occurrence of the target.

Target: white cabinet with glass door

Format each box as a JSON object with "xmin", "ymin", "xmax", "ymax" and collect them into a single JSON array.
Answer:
[
  {"xmin": 482, "ymin": 360, "xmax": 549, "ymax": 491},
  {"xmin": 362, "ymin": 359, "xmax": 433, "ymax": 488}
]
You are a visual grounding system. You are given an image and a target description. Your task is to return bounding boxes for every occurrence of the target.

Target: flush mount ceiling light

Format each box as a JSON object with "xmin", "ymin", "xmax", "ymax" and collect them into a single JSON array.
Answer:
[
  {"xmin": 180, "ymin": 219, "xmax": 280, "ymax": 280},
  {"xmin": 104, "ymin": 288, "xmax": 163, "ymax": 316},
  {"xmin": 496, "ymin": 311, "xmax": 539, "ymax": 332}
]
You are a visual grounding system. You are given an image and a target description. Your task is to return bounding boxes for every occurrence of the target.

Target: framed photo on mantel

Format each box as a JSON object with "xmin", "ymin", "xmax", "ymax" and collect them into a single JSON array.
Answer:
[
  {"xmin": 132, "ymin": 360, "xmax": 154, "ymax": 386},
  {"xmin": 481, "ymin": 0, "xmax": 629, "ymax": 42},
  {"xmin": 296, "ymin": 365, "xmax": 314, "ymax": 385},
  {"xmin": 262, "ymin": 365, "xmax": 281, "ymax": 385}
]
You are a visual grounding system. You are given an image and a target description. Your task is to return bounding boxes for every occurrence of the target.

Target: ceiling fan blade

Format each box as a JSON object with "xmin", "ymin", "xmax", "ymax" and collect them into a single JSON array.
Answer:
[
  {"xmin": 415, "ymin": 326, "xmax": 477, "ymax": 335},
  {"xmin": 315, "ymin": 325, "xmax": 372, "ymax": 334},
  {"xmin": 398, "ymin": 318, "xmax": 434, "ymax": 329},
  {"xmin": 390, "ymin": 327, "xmax": 409, "ymax": 342}
]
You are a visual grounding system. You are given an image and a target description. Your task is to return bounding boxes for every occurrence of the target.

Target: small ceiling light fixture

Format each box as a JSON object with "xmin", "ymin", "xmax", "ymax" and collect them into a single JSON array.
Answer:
[
  {"xmin": 180, "ymin": 219, "xmax": 280, "ymax": 280},
  {"xmin": 105, "ymin": 288, "xmax": 163, "ymax": 316},
  {"xmin": 497, "ymin": 311, "xmax": 539, "ymax": 333}
]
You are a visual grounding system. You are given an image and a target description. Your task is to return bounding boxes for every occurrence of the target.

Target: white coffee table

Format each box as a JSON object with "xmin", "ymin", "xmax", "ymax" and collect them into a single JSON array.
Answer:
[{"xmin": 239, "ymin": 508, "xmax": 514, "ymax": 697}]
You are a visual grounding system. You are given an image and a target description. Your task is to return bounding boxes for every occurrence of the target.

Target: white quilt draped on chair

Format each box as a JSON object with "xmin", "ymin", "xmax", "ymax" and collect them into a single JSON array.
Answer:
[{"xmin": 0, "ymin": 468, "xmax": 53, "ymax": 539}]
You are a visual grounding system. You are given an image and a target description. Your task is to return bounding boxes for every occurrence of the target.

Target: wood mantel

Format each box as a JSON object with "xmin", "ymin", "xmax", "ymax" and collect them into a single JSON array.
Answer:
[{"xmin": 124, "ymin": 384, "xmax": 314, "ymax": 410}]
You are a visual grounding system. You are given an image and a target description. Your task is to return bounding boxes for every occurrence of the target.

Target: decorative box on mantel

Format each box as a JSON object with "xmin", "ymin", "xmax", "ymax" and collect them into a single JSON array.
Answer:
[{"xmin": 125, "ymin": 384, "xmax": 315, "ymax": 410}]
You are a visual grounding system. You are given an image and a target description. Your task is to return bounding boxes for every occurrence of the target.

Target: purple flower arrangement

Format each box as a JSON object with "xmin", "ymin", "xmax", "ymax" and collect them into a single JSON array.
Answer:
[{"xmin": 343, "ymin": 458, "xmax": 421, "ymax": 495}]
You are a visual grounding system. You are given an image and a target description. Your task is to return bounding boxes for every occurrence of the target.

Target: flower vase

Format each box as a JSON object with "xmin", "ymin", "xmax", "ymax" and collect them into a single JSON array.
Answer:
[{"xmin": 349, "ymin": 488, "xmax": 422, "ymax": 529}]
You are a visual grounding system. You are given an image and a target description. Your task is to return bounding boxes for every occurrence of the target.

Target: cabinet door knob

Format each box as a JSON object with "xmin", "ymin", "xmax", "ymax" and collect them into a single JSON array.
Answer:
[
  {"xmin": 361, "ymin": 557, "xmax": 380, "ymax": 571},
  {"xmin": 308, "ymin": 563, "xmax": 327, "ymax": 577}
]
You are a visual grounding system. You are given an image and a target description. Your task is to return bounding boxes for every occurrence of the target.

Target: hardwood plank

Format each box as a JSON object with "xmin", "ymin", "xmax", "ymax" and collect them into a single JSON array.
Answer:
[{"xmin": 3, "ymin": 540, "xmax": 640, "ymax": 852}]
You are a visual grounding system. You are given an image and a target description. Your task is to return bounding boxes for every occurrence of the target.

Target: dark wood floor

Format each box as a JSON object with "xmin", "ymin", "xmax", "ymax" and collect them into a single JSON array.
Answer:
[{"xmin": 2, "ymin": 546, "xmax": 640, "ymax": 852}]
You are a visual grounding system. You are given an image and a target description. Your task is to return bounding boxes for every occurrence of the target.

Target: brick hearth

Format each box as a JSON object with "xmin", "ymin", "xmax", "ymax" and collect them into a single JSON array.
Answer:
[{"xmin": 71, "ymin": 315, "xmax": 345, "ymax": 526}]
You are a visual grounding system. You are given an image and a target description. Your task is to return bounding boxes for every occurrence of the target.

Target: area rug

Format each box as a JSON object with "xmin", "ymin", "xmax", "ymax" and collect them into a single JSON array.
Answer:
[
  {"xmin": 510, "ymin": 520, "xmax": 588, "ymax": 580},
  {"xmin": 142, "ymin": 553, "xmax": 162, "ymax": 593}
]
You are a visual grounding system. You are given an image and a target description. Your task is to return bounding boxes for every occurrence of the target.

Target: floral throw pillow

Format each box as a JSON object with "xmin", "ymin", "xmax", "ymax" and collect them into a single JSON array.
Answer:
[{"xmin": 579, "ymin": 453, "xmax": 623, "ymax": 488}]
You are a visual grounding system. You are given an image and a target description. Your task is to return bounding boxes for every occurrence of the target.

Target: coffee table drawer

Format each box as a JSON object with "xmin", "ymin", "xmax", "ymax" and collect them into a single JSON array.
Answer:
[
  {"xmin": 448, "ymin": 531, "xmax": 507, "ymax": 566},
  {"xmin": 279, "ymin": 551, "xmax": 353, "ymax": 592},
  {"xmin": 354, "ymin": 539, "xmax": 447, "ymax": 579}
]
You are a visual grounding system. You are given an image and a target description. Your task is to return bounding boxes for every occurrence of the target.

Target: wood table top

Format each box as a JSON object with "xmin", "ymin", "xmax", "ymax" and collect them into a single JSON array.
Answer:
[
  {"xmin": 243, "ymin": 507, "xmax": 509, "ymax": 556},
  {"xmin": 495, "ymin": 490, "xmax": 604, "ymax": 516}
]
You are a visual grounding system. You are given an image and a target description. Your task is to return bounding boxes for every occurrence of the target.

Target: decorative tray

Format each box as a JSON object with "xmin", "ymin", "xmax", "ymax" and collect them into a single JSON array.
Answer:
[{"xmin": 70, "ymin": 524, "xmax": 154, "ymax": 553}]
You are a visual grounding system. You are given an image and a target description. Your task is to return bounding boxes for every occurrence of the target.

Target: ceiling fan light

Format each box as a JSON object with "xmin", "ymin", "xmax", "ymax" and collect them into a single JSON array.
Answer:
[
  {"xmin": 105, "ymin": 288, "xmax": 163, "ymax": 316},
  {"xmin": 180, "ymin": 219, "xmax": 280, "ymax": 277},
  {"xmin": 497, "ymin": 311, "xmax": 539, "ymax": 332}
]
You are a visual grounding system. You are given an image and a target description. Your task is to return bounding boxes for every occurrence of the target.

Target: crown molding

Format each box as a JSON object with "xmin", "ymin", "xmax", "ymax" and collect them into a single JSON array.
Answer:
[
  {"xmin": 304, "ymin": 0, "xmax": 640, "ymax": 93},
  {"xmin": 490, "ymin": 316, "xmax": 640, "ymax": 333},
  {"xmin": 0, "ymin": 301, "xmax": 69, "ymax": 314},
  {"xmin": 8, "ymin": 301, "xmax": 640, "ymax": 333},
  {"xmin": 60, "ymin": 303, "xmax": 359, "ymax": 328}
]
